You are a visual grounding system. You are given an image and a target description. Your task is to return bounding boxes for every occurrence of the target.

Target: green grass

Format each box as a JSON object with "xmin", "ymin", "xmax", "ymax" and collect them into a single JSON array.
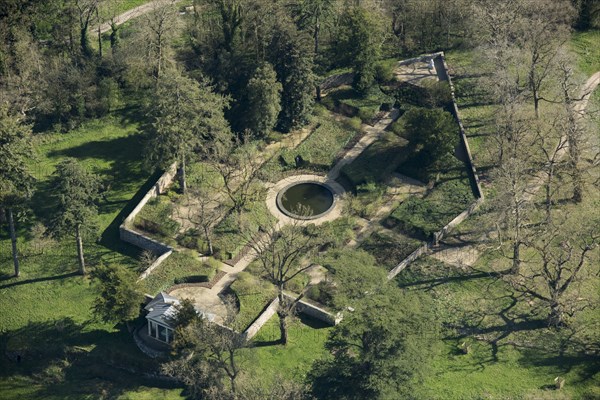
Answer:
[
  {"xmin": 359, "ymin": 230, "xmax": 422, "ymax": 270},
  {"xmin": 229, "ymin": 272, "xmax": 277, "ymax": 331},
  {"xmin": 400, "ymin": 256, "xmax": 600, "ymax": 400},
  {"xmin": 260, "ymin": 109, "xmax": 361, "ymax": 182},
  {"xmin": 0, "ymin": 112, "xmax": 186, "ymax": 398},
  {"xmin": 571, "ymin": 30, "xmax": 600, "ymax": 76},
  {"xmin": 134, "ymin": 196, "xmax": 180, "ymax": 243},
  {"xmin": 98, "ymin": 0, "xmax": 151, "ymax": 20},
  {"xmin": 341, "ymin": 131, "xmax": 410, "ymax": 187},
  {"xmin": 388, "ymin": 178, "xmax": 474, "ymax": 240},
  {"xmin": 140, "ymin": 251, "xmax": 217, "ymax": 295},
  {"xmin": 241, "ymin": 315, "xmax": 332, "ymax": 388},
  {"xmin": 322, "ymin": 86, "xmax": 394, "ymax": 122},
  {"xmin": 211, "ymin": 192, "xmax": 274, "ymax": 261}
]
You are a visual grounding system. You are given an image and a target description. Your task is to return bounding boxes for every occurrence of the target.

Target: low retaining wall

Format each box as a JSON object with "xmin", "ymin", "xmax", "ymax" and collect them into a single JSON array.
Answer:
[
  {"xmin": 118, "ymin": 163, "xmax": 177, "ymax": 280},
  {"xmin": 387, "ymin": 53, "xmax": 485, "ymax": 280},
  {"xmin": 138, "ymin": 250, "xmax": 173, "ymax": 282},
  {"xmin": 122, "ymin": 228, "xmax": 173, "ymax": 256},
  {"xmin": 244, "ymin": 297, "xmax": 279, "ymax": 340},
  {"xmin": 284, "ymin": 293, "xmax": 342, "ymax": 325},
  {"xmin": 243, "ymin": 292, "xmax": 342, "ymax": 341}
]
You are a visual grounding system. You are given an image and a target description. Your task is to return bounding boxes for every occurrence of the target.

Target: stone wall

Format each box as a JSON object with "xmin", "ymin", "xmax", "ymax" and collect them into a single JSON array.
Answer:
[
  {"xmin": 387, "ymin": 53, "xmax": 485, "ymax": 280},
  {"xmin": 437, "ymin": 53, "xmax": 484, "ymax": 200},
  {"xmin": 283, "ymin": 292, "xmax": 342, "ymax": 325},
  {"xmin": 119, "ymin": 163, "xmax": 177, "ymax": 280},
  {"xmin": 137, "ymin": 250, "xmax": 173, "ymax": 282},
  {"xmin": 243, "ymin": 297, "xmax": 279, "ymax": 340},
  {"xmin": 242, "ymin": 292, "xmax": 342, "ymax": 341}
]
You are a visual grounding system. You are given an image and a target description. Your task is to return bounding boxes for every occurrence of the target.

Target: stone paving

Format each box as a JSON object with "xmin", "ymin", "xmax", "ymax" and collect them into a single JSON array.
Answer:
[{"xmin": 265, "ymin": 174, "xmax": 345, "ymax": 226}]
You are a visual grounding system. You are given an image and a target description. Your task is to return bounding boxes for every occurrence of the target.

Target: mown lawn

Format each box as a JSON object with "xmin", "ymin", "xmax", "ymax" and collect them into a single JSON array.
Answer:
[
  {"xmin": 240, "ymin": 315, "xmax": 332, "ymax": 388},
  {"xmin": 0, "ymin": 113, "xmax": 184, "ymax": 399},
  {"xmin": 401, "ymin": 256, "xmax": 600, "ymax": 400}
]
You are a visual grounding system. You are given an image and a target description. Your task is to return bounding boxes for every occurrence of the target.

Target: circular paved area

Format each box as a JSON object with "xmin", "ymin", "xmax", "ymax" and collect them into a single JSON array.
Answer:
[
  {"xmin": 168, "ymin": 286, "xmax": 229, "ymax": 324},
  {"xmin": 266, "ymin": 174, "xmax": 345, "ymax": 226}
]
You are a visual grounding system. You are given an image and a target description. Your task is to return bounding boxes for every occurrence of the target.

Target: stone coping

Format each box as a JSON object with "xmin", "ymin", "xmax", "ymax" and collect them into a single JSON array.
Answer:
[{"xmin": 266, "ymin": 174, "xmax": 345, "ymax": 226}]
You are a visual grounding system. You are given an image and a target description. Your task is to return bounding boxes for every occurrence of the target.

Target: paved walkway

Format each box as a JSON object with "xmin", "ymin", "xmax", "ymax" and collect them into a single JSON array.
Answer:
[{"xmin": 327, "ymin": 109, "xmax": 401, "ymax": 180}]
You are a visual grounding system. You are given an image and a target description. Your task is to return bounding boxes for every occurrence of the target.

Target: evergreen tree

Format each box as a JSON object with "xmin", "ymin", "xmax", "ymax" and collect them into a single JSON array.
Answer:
[
  {"xmin": 92, "ymin": 264, "xmax": 143, "ymax": 324},
  {"xmin": 270, "ymin": 22, "xmax": 315, "ymax": 132},
  {"xmin": 0, "ymin": 106, "xmax": 35, "ymax": 277},
  {"xmin": 245, "ymin": 63, "xmax": 282, "ymax": 137},
  {"xmin": 145, "ymin": 69, "xmax": 230, "ymax": 194},
  {"xmin": 336, "ymin": 7, "xmax": 382, "ymax": 94},
  {"xmin": 50, "ymin": 158, "xmax": 101, "ymax": 275}
]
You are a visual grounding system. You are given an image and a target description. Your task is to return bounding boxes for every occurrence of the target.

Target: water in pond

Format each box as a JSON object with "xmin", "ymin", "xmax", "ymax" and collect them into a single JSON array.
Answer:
[{"xmin": 278, "ymin": 182, "xmax": 334, "ymax": 218}]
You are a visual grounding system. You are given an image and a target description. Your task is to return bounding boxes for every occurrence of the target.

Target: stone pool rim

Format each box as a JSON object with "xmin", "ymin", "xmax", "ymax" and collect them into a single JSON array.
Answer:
[{"xmin": 276, "ymin": 180, "xmax": 337, "ymax": 220}]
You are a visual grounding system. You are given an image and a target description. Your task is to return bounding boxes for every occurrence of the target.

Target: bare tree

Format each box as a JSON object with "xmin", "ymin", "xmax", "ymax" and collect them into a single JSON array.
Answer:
[
  {"xmin": 143, "ymin": 0, "xmax": 178, "ymax": 82},
  {"xmin": 507, "ymin": 213, "xmax": 599, "ymax": 328},
  {"xmin": 75, "ymin": 0, "xmax": 100, "ymax": 58},
  {"xmin": 209, "ymin": 137, "xmax": 264, "ymax": 225},
  {"xmin": 176, "ymin": 188, "xmax": 224, "ymax": 255},
  {"xmin": 246, "ymin": 219, "xmax": 324, "ymax": 345}
]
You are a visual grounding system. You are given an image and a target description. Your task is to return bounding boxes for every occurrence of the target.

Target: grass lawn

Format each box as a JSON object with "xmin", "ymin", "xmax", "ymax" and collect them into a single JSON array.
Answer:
[
  {"xmin": 341, "ymin": 131, "xmax": 410, "ymax": 187},
  {"xmin": 240, "ymin": 314, "xmax": 332, "ymax": 388},
  {"xmin": 401, "ymin": 255, "xmax": 600, "ymax": 400},
  {"xmin": 571, "ymin": 30, "xmax": 600, "ymax": 77},
  {"xmin": 260, "ymin": 108, "xmax": 361, "ymax": 182},
  {"xmin": 359, "ymin": 230, "xmax": 422, "ymax": 270},
  {"xmin": 0, "ymin": 112, "xmax": 184, "ymax": 399},
  {"xmin": 140, "ymin": 251, "xmax": 217, "ymax": 295},
  {"xmin": 229, "ymin": 272, "xmax": 277, "ymax": 331}
]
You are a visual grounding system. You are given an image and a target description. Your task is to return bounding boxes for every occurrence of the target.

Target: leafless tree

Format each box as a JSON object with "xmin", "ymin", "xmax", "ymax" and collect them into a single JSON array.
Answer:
[
  {"xmin": 245, "ymin": 218, "xmax": 323, "ymax": 345},
  {"xmin": 507, "ymin": 213, "xmax": 599, "ymax": 328}
]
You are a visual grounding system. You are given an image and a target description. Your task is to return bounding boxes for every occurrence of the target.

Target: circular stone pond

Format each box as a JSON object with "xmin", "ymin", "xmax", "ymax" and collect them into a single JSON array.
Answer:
[{"xmin": 276, "ymin": 182, "xmax": 335, "ymax": 220}]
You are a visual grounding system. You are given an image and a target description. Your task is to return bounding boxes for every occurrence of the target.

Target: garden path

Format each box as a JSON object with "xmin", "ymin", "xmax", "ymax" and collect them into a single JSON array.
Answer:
[
  {"xmin": 347, "ymin": 173, "xmax": 426, "ymax": 248},
  {"xmin": 327, "ymin": 108, "xmax": 401, "ymax": 180},
  {"xmin": 97, "ymin": 0, "xmax": 170, "ymax": 34}
]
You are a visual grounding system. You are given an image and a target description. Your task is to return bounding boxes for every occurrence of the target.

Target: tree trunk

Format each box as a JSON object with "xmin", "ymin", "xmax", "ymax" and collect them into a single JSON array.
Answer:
[
  {"xmin": 314, "ymin": 18, "xmax": 321, "ymax": 102},
  {"xmin": 277, "ymin": 309, "xmax": 288, "ymax": 345},
  {"xmin": 97, "ymin": 8, "xmax": 102, "ymax": 58},
  {"xmin": 80, "ymin": 23, "xmax": 91, "ymax": 57},
  {"xmin": 548, "ymin": 302, "xmax": 564, "ymax": 328},
  {"xmin": 511, "ymin": 240, "xmax": 521, "ymax": 275},
  {"xmin": 110, "ymin": 21, "xmax": 120, "ymax": 52},
  {"xmin": 204, "ymin": 227, "xmax": 214, "ymax": 255},
  {"xmin": 7, "ymin": 208, "xmax": 19, "ymax": 277},
  {"xmin": 178, "ymin": 156, "xmax": 187, "ymax": 195},
  {"xmin": 75, "ymin": 224, "xmax": 86, "ymax": 275},
  {"xmin": 277, "ymin": 291, "xmax": 288, "ymax": 345}
]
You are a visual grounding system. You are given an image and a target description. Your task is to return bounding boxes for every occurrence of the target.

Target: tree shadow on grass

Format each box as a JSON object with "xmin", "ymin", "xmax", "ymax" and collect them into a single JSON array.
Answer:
[
  {"xmin": 0, "ymin": 318, "xmax": 178, "ymax": 399},
  {"xmin": 0, "ymin": 272, "xmax": 79, "ymax": 290}
]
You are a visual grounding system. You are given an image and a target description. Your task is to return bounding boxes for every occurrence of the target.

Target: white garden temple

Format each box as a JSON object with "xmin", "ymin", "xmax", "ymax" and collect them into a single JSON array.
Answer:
[{"xmin": 144, "ymin": 292, "xmax": 179, "ymax": 344}]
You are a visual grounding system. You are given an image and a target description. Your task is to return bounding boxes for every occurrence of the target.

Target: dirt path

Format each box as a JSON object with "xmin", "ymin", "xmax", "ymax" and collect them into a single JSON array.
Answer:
[
  {"xmin": 431, "ymin": 70, "xmax": 600, "ymax": 268},
  {"xmin": 97, "ymin": 0, "xmax": 170, "ymax": 34}
]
